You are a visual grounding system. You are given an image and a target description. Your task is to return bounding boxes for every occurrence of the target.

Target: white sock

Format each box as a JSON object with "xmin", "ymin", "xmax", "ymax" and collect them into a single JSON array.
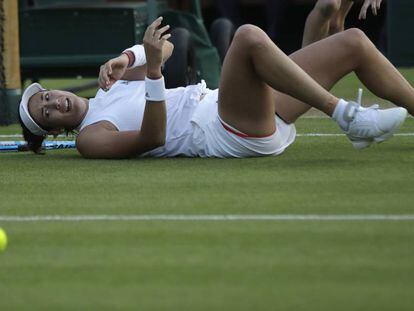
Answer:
[{"xmin": 332, "ymin": 99, "xmax": 350, "ymax": 131}]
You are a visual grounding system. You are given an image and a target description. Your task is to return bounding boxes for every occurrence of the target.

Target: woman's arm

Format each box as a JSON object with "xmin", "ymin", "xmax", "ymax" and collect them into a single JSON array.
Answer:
[
  {"xmin": 122, "ymin": 41, "xmax": 174, "ymax": 81},
  {"xmin": 98, "ymin": 39, "xmax": 174, "ymax": 90},
  {"xmin": 79, "ymin": 17, "xmax": 170, "ymax": 159}
]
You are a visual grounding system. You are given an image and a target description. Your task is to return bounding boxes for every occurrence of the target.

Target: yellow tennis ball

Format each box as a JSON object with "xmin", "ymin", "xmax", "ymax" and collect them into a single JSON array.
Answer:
[{"xmin": 0, "ymin": 228, "xmax": 8, "ymax": 251}]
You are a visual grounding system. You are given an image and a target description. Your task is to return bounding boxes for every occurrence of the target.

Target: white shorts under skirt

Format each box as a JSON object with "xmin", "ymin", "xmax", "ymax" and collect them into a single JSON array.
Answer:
[{"xmin": 191, "ymin": 114, "xmax": 296, "ymax": 158}]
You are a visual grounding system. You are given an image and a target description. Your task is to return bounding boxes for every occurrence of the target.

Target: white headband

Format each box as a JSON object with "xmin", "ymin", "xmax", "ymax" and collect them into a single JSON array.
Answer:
[{"xmin": 19, "ymin": 83, "xmax": 49, "ymax": 136}]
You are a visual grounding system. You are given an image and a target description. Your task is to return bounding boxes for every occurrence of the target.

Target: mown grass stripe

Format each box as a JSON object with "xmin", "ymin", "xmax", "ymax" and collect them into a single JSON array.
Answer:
[{"xmin": 1, "ymin": 214, "xmax": 414, "ymax": 222}]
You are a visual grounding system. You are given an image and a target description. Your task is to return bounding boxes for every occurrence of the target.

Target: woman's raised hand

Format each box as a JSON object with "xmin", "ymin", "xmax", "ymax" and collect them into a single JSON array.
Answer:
[
  {"xmin": 98, "ymin": 54, "xmax": 129, "ymax": 90},
  {"xmin": 143, "ymin": 17, "xmax": 171, "ymax": 79},
  {"xmin": 98, "ymin": 17, "xmax": 170, "ymax": 90}
]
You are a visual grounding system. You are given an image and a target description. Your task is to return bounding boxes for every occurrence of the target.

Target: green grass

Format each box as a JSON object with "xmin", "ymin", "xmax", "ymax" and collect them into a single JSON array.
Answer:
[
  {"xmin": 2, "ymin": 222, "xmax": 413, "ymax": 310},
  {"xmin": 1, "ymin": 118, "xmax": 414, "ymax": 215},
  {"xmin": 1, "ymin": 72, "xmax": 414, "ymax": 310}
]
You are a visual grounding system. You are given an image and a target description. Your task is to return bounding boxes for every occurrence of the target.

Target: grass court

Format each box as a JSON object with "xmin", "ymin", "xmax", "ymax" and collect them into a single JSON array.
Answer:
[{"xmin": 0, "ymin": 72, "xmax": 413, "ymax": 310}]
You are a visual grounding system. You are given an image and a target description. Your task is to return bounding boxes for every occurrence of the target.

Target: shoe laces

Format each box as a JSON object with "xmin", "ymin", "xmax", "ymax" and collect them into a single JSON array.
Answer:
[
  {"xmin": 356, "ymin": 88, "xmax": 380, "ymax": 110},
  {"xmin": 346, "ymin": 88, "xmax": 380, "ymax": 121}
]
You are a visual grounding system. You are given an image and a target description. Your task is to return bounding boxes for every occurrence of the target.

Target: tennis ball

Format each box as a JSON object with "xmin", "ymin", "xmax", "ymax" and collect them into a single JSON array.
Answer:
[{"xmin": 0, "ymin": 228, "xmax": 7, "ymax": 251}]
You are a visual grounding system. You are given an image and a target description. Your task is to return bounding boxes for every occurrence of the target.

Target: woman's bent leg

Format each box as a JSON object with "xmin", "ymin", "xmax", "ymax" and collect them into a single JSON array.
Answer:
[
  {"xmin": 218, "ymin": 24, "xmax": 338, "ymax": 137},
  {"xmin": 275, "ymin": 28, "xmax": 414, "ymax": 123}
]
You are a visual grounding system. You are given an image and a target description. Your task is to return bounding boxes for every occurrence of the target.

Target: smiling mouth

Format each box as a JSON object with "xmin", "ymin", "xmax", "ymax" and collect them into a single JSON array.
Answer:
[{"xmin": 65, "ymin": 98, "xmax": 72, "ymax": 112}]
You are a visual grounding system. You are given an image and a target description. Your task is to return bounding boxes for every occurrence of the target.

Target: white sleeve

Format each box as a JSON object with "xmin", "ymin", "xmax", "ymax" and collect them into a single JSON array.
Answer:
[{"xmin": 123, "ymin": 44, "xmax": 146, "ymax": 68}]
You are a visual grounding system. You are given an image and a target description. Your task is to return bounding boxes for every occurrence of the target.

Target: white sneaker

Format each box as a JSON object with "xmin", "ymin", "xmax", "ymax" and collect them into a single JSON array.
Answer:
[{"xmin": 342, "ymin": 101, "xmax": 407, "ymax": 149}]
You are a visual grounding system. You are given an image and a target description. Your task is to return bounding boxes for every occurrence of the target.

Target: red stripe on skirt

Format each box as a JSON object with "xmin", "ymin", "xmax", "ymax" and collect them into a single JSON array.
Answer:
[{"xmin": 219, "ymin": 120, "xmax": 274, "ymax": 138}]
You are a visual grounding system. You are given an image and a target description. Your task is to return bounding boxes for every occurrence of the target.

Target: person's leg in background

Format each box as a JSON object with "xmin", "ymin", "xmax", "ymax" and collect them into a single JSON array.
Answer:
[
  {"xmin": 328, "ymin": 0, "xmax": 354, "ymax": 35},
  {"xmin": 302, "ymin": 0, "xmax": 351, "ymax": 47}
]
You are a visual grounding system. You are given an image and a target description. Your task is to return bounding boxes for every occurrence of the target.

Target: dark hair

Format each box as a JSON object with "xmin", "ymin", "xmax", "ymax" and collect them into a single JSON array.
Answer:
[{"xmin": 18, "ymin": 114, "xmax": 46, "ymax": 154}]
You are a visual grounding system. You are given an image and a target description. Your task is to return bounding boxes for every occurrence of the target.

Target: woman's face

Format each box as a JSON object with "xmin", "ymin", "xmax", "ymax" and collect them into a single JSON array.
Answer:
[{"xmin": 28, "ymin": 90, "xmax": 88, "ymax": 131}]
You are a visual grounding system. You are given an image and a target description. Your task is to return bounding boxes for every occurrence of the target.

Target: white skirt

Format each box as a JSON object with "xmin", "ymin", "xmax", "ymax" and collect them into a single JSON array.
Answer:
[
  {"xmin": 145, "ymin": 82, "xmax": 296, "ymax": 158},
  {"xmin": 190, "ymin": 88, "xmax": 297, "ymax": 158}
]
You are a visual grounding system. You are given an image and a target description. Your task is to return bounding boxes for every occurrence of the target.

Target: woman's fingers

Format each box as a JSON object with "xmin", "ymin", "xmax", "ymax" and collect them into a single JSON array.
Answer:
[
  {"xmin": 143, "ymin": 17, "xmax": 170, "ymax": 70},
  {"xmin": 144, "ymin": 16, "xmax": 163, "ymax": 39},
  {"xmin": 103, "ymin": 63, "xmax": 112, "ymax": 88},
  {"xmin": 160, "ymin": 33, "xmax": 172, "ymax": 42},
  {"xmin": 107, "ymin": 63, "xmax": 112, "ymax": 76},
  {"xmin": 99, "ymin": 65, "xmax": 108, "ymax": 89},
  {"xmin": 144, "ymin": 17, "xmax": 171, "ymax": 44},
  {"xmin": 98, "ymin": 67, "xmax": 104, "ymax": 88},
  {"xmin": 98, "ymin": 61, "xmax": 114, "ymax": 90},
  {"xmin": 154, "ymin": 25, "xmax": 170, "ymax": 40}
]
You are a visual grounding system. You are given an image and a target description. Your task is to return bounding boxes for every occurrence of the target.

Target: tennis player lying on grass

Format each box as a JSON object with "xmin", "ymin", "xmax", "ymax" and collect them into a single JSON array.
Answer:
[{"xmin": 19, "ymin": 17, "xmax": 411, "ymax": 159}]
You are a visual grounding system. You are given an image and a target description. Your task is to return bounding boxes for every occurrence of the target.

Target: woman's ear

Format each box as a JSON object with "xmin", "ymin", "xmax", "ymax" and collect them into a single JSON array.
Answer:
[{"xmin": 48, "ymin": 129, "xmax": 64, "ymax": 138}]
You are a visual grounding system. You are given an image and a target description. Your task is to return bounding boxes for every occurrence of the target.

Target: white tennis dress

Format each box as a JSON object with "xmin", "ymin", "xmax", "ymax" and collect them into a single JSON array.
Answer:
[{"xmin": 79, "ymin": 80, "xmax": 296, "ymax": 158}]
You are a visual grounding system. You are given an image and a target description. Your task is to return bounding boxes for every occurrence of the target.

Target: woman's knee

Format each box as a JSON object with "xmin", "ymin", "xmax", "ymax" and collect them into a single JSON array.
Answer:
[
  {"xmin": 336, "ymin": 28, "xmax": 371, "ymax": 63},
  {"xmin": 232, "ymin": 24, "xmax": 269, "ymax": 49},
  {"xmin": 315, "ymin": 0, "xmax": 341, "ymax": 18},
  {"xmin": 342, "ymin": 28, "xmax": 370, "ymax": 50}
]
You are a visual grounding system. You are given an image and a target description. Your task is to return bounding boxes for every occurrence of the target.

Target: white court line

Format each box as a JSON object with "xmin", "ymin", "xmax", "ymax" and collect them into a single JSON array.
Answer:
[
  {"xmin": 2, "ymin": 133, "xmax": 414, "ymax": 138},
  {"xmin": 1, "ymin": 214, "xmax": 414, "ymax": 222},
  {"xmin": 296, "ymin": 133, "xmax": 414, "ymax": 137},
  {"xmin": 297, "ymin": 134, "xmax": 345, "ymax": 137},
  {"xmin": 302, "ymin": 115, "xmax": 414, "ymax": 119}
]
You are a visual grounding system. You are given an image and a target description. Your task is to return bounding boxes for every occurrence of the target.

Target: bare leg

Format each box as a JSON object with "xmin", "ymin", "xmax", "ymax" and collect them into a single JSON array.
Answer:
[
  {"xmin": 302, "ymin": 0, "xmax": 342, "ymax": 47},
  {"xmin": 329, "ymin": 0, "xmax": 353, "ymax": 35},
  {"xmin": 275, "ymin": 28, "xmax": 414, "ymax": 123},
  {"xmin": 218, "ymin": 25, "xmax": 338, "ymax": 137}
]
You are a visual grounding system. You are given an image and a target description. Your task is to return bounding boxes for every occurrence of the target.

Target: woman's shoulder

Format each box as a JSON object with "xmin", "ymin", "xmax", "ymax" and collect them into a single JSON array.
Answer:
[{"xmin": 78, "ymin": 120, "xmax": 118, "ymax": 138}]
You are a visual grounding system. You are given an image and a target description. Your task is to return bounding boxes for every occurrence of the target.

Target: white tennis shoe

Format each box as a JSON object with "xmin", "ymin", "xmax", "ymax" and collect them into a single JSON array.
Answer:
[{"xmin": 341, "ymin": 101, "xmax": 407, "ymax": 149}]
